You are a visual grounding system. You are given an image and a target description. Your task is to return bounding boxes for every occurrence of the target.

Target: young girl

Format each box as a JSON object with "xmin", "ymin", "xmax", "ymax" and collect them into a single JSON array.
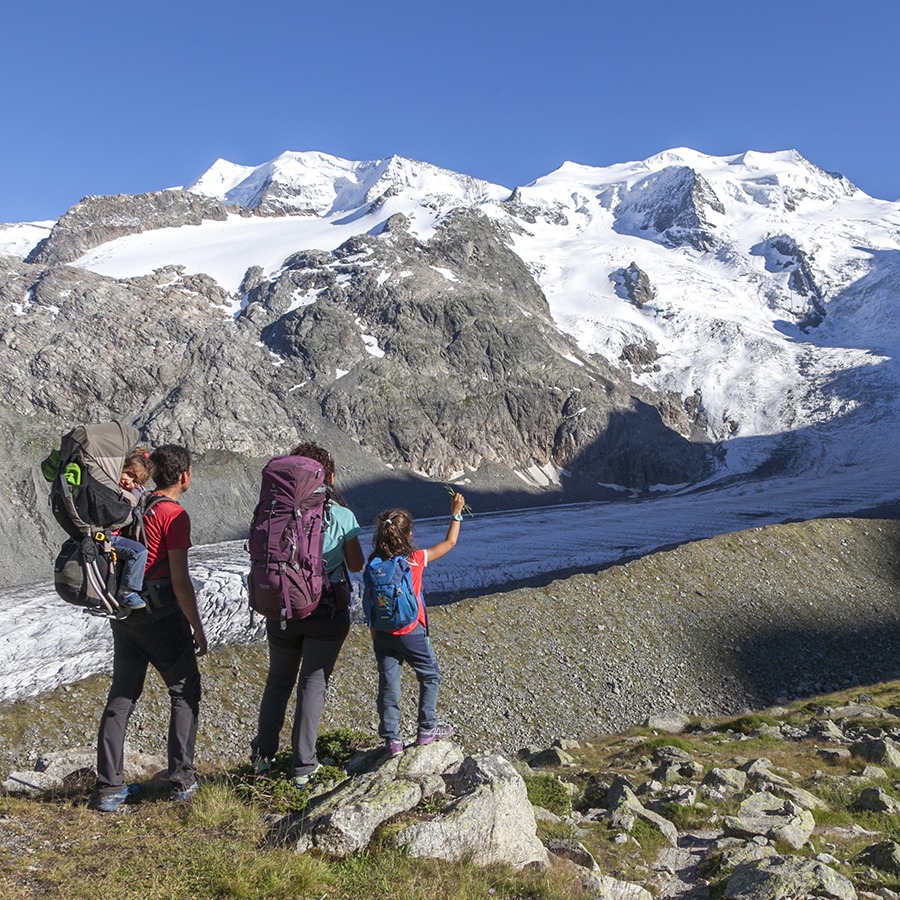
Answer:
[
  {"xmin": 109, "ymin": 448, "xmax": 155, "ymax": 612},
  {"xmin": 369, "ymin": 491, "xmax": 466, "ymax": 756}
]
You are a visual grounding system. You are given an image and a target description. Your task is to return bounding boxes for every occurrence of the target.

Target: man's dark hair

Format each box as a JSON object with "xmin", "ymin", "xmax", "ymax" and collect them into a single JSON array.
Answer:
[{"xmin": 151, "ymin": 444, "xmax": 192, "ymax": 489}]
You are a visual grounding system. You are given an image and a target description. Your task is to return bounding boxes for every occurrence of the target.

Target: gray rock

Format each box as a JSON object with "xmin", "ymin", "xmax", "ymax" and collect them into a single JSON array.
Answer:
[
  {"xmin": 724, "ymin": 855, "xmax": 856, "ymax": 900},
  {"xmin": 613, "ymin": 262, "xmax": 657, "ymax": 309},
  {"xmin": 852, "ymin": 738, "xmax": 900, "ymax": 768},
  {"xmin": 702, "ymin": 767, "xmax": 748, "ymax": 793},
  {"xmin": 810, "ymin": 719, "xmax": 849, "ymax": 743},
  {"xmin": 548, "ymin": 839, "xmax": 653, "ymax": 899},
  {"xmin": 853, "ymin": 787, "xmax": 900, "ymax": 814},
  {"xmin": 394, "ymin": 753, "xmax": 548, "ymax": 869},
  {"xmin": 528, "ymin": 747, "xmax": 575, "ymax": 768},
  {"xmin": 28, "ymin": 190, "xmax": 229, "ymax": 266},
  {"xmin": 273, "ymin": 742, "xmax": 464, "ymax": 855},
  {"xmin": 2, "ymin": 770, "xmax": 64, "ymax": 795},
  {"xmin": 718, "ymin": 842, "xmax": 780, "ymax": 872},
  {"xmin": 766, "ymin": 782, "xmax": 830, "ymax": 812},
  {"xmin": 819, "ymin": 747, "xmax": 852, "ymax": 761},
  {"xmin": 855, "ymin": 840, "xmax": 900, "ymax": 876},
  {"xmin": 3, "ymin": 745, "xmax": 167, "ymax": 795},
  {"xmin": 723, "ymin": 792, "xmax": 816, "ymax": 850},
  {"xmin": 606, "ymin": 778, "xmax": 678, "ymax": 846}
]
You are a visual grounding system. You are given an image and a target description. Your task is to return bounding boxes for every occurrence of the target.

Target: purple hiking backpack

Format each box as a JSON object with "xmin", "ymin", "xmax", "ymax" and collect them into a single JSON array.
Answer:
[{"xmin": 247, "ymin": 455, "xmax": 329, "ymax": 627}]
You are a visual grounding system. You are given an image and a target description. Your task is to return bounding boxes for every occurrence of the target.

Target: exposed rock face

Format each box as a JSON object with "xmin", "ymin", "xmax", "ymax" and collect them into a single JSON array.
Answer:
[
  {"xmin": 396, "ymin": 753, "xmax": 549, "ymax": 868},
  {"xmin": 723, "ymin": 792, "xmax": 815, "ymax": 849},
  {"xmin": 27, "ymin": 190, "xmax": 230, "ymax": 266},
  {"xmin": 1, "ymin": 190, "xmax": 717, "ymax": 583},
  {"xmin": 614, "ymin": 166, "xmax": 725, "ymax": 251},
  {"xmin": 756, "ymin": 233, "xmax": 828, "ymax": 326},
  {"xmin": 613, "ymin": 262, "xmax": 656, "ymax": 308}
]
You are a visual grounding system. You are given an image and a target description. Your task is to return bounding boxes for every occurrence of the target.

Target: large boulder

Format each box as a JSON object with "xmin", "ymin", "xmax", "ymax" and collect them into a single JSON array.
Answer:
[
  {"xmin": 723, "ymin": 792, "xmax": 815, "ymax": 850},
  {"xmin": 272, "ymin": 742, "xmax": 463, "ymax": 855},
  {"xmin": 724, "ymin": 856, "xmax": 856, "ymax": 900},
  {"xmin": 395, "ymin": 753, "xmax": 548, "ymax": 869}
]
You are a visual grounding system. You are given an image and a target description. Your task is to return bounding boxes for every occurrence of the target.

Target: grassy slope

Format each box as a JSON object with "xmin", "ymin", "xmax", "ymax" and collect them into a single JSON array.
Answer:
[{"xmin": 4, "ymin": 515, "xmax": 900, "ymax": 897}]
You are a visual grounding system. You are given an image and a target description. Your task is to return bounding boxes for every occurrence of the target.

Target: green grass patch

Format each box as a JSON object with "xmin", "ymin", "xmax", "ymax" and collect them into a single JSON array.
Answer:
[{"xmin": 525, "ymin": 774, "xmax": 572, "ymax": 816}]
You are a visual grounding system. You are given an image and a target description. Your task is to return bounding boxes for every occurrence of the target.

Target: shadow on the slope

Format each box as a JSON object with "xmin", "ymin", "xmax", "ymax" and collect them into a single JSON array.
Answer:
[
  {"xmin": 771, "ymin": 246, "xmax": 900, "ymax": 352},
  {"xmin": 731, "ymin": 622, "xmax": 900, "ymax": 706}
]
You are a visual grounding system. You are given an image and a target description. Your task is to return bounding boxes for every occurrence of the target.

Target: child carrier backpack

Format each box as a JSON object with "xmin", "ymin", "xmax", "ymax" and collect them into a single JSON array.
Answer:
[
  {"xmin": 247, "ymin": 455, "xmax": 331, "ymax": 628},
  {"xmin": 42, "ymin": 421, "xmax": 140, "ymax": 617},
  {"xmin": 362, "ymin": 556, "xmax": 419, "ymax": 631}
]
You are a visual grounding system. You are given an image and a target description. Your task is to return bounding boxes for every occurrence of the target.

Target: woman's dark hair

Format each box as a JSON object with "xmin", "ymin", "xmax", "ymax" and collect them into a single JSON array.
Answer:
[
  {"xmin": 289, "ymin": 441, "xmax": 347, "ymax": 506},
  {"xmin": 151, "ymin": 444, "xmax": 192, "ymax": 489},
  {"xmin": 371, "ymin": 508, "xmax": 416, "ymax": 561}
]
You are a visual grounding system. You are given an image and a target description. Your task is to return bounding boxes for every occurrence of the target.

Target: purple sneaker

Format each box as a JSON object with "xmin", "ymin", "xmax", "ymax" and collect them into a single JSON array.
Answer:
[
  {"xmin": 416, "ymin": 724, "xmax": 454, "ymax": 745},
  {"xmin": 385, "ymin": 739, "xmax": 404, "ymax": 758}
]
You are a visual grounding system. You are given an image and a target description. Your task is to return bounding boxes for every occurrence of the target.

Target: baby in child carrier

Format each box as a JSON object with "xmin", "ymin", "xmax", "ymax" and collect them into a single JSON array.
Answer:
[{"xmin": 109, "ymin": 448, "xmax": 154, "ymax": 614}]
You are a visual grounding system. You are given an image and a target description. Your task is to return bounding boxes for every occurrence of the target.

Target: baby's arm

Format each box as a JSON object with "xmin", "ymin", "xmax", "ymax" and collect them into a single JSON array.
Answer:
[{"xmin": 424, "ymin": 492, "xmax": 466, "ymax": 564}]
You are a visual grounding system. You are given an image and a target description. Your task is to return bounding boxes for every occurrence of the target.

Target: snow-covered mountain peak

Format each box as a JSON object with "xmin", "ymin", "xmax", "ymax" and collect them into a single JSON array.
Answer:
[
  {"xmin": 186, "ymin": 158, "xmax": 257, "ymax": 198},
  {"xmin": 185, "ymin": 151, "xmax": 509, "ymax": 217}
]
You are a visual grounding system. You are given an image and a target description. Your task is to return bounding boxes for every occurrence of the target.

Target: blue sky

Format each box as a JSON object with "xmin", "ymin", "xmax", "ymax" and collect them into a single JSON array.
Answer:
[{"xmin": 3, "ymin": 0, "xmax": 898, "ymax": 222}]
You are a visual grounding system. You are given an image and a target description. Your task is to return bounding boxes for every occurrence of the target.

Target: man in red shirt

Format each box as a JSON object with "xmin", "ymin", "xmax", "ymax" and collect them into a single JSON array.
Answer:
[{"xmin": 94, "ymin": 444, "xmax": 208, "ymax": 811}]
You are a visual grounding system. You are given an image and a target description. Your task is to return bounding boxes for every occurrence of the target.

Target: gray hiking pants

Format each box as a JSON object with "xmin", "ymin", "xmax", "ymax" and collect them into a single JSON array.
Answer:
[
  {"xmin": 252, "ymin": 608, "xmax": 350, "ymax": 777},
  {"xmin": 96, "ymin": 610, "xmax": 201, "ymax": 795}
]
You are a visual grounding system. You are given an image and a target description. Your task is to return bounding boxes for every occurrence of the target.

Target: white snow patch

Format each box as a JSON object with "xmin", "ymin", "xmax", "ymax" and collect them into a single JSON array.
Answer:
[
  {"xmin": 0, "ymin": 220, "xmax": 54, "ymax": 258},
  {"xmin": 361, "ymin": 334, "xmax": 385, "ymax": 358},
  {"xmin": 430, "ymin": 265, "xmax": 459, "ymax": 282},
  {"xmin": 287, "ymin": 287, "xmax": 325, "ymax": 312}
]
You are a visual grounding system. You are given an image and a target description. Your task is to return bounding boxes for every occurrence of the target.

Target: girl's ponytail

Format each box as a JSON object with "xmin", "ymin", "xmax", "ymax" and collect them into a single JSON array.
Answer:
[{"xmin": 371, "ymin": 508, "xmax": 416, "ymax": 560}]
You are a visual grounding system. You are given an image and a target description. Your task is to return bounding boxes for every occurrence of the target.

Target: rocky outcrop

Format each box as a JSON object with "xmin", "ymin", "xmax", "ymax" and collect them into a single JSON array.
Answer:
[
  {"xmin": 0, "ymin": 197, "xmax": 719, "ymax": 583},
  {"xmin": 614, "ymin": 166, "xmax": 725, "ymax": 251},
  {"xmin": 27, "ymin": 190, "xmax": 231, "ymax": 266},
  {"xmin": 613, "ymin": 262, "xmax": 656, "ymax": 308},
  {"xmin": 270, "ymin": 743, "xmax": 547, "ymax": 869},
  {"xmin": 724, "ymin": 856, "xmax": 856, "ymax": 900}
]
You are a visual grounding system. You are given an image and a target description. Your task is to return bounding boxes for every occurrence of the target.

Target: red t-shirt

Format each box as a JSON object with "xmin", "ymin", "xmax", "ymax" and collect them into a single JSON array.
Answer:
[
  {"xmin": 142, "ymin": 496, "xmax": 192, "ymax": 581},
  {"xmin": 391, "ymin": 549, "xmax": 427, "ymax": 636}
]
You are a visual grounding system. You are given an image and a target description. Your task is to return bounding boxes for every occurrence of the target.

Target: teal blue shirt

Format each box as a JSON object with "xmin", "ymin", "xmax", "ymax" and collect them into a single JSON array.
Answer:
[{"xmin": 323, "ymin": 503, "xmax": 360, "ymax": 582}]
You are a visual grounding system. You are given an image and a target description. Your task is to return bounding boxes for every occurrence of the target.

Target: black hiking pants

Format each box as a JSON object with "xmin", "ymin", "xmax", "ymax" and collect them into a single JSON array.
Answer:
[{"xmin": 96, "ymin": 609, "xmax": 201, "ymax": 795}]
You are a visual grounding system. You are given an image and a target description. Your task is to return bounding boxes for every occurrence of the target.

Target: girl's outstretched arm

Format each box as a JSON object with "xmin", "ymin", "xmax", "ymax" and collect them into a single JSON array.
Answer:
[{"xmin": 425, "ymin": 492, "xmax": 466, "ymax": 563}]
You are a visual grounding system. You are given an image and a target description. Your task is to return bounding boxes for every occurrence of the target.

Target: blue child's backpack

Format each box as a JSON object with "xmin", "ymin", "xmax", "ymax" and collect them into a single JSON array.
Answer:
[{"xmin": 363, "ymin": 555, "xmax": 419, "ymax": 631}]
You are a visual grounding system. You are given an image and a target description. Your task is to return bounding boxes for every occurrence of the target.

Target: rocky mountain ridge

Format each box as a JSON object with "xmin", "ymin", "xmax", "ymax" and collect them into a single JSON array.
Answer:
[{"xmin": 1, "ymin": 146, "xmax": 899, "ymax": 586}]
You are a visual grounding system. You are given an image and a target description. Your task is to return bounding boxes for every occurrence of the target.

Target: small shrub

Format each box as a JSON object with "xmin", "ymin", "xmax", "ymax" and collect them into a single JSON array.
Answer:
[
  {"xmin": 316, "ymin": 727, "xmax": 377, "ymax": 766},
  {"xmin": 660, "ymin": 803, "xmax": 697, "ymax": 831},
  {"xmin": 716, "ymin": 714, "xmax": 779, "ymax": 735},
  {"xmin": 525, "ymin": 775, "xmax": 572, "ymax": 816},
  {"xmin": 633, "ymin": 735, "xmax": 695, "ymax": 755}
]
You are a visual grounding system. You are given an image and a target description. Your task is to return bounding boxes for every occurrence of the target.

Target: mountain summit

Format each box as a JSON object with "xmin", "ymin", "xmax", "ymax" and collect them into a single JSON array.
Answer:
[{"xmin": 0, "ymin": 146, "xmax": 898, "ymax": 584}]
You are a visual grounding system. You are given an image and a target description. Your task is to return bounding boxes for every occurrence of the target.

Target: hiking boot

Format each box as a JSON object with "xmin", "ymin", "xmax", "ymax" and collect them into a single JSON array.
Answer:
[
  {"xmin": 291, "ymin": 764, "xmax": 322, "ymax": 788},
  {"xmin": 93, "ymin": 783, "xmax": 142, "ymax": 812},
  {"xmin": 416, "ymin": 724, "xmax": 454, "ymax": 745},
  {"xmin": 385, "ymin": 738, "xmax": 404, "ymax": 758},
  {"xmin": 169, "ymin": 779, "xmax": 199, "ymax": 802},
  {"xmin": 117, "ymin": 590, "xmax": 146, "ymax": 610},
  {"xmin": 252, "ymin": 756, "xmax": 272, "ymax": 776}
]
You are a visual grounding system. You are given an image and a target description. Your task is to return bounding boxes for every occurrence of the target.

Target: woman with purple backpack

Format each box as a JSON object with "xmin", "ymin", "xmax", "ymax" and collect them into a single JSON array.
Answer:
[{"xmin": 250, "ymin": 442, "xmax": 364, "ymax": 786}]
